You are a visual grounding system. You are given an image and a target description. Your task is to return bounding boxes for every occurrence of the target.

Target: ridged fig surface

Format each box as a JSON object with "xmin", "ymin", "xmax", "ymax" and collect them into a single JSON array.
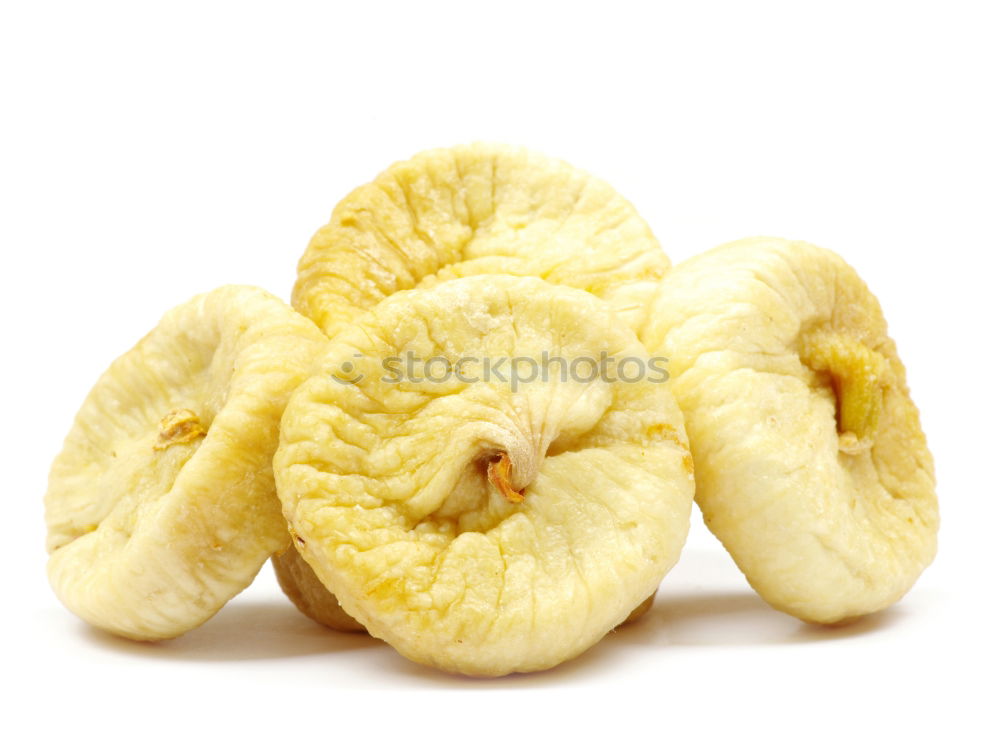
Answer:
[
  {"xmin": 274, "ymin": 544, "xmax": 654, "ymax": 633},
  {"xmin": 276, "ymin": 276, "xmax": 693, "ymax": 675},
  {"xmin": 643, "ymin": 238, "xmax": 938, "ymax": 623},
  {"xmin": 293, "ymin": 143, "xmax": 668, "ymax": 338},
  {"xmin": 45, "ymin": 286, "xmax": 326, "ymax": 640}
]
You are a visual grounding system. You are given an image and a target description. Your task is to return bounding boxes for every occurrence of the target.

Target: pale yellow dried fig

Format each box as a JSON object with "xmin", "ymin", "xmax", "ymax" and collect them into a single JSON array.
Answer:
[
  {"xmin": 275, "ymin": 276, "xmax": 693, "ymax": 675},
  {"xmin": 643, "ymin": 238, "xmax": 938, "ymax": 623},
  {"xmin": 274, "ymin": 547, "xmax": 653, "ymax": 633},
  {"xmin": 293, "ymin": 143, "xmax": 668, "ymax": 338},
  {"xmin": 45, "ymin": 286, "xmax": 326, "ymax": 640}
]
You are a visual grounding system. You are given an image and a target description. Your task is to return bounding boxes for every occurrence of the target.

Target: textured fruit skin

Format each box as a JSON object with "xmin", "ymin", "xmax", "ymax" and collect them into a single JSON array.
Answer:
[
  {"xmin": 45, "ymin": 286, "xmax": 326, "ymax": 640},
  {"xmin": 272, "ymin": 548, "xmax": 365, "ymax": 632},
  {"xmin": 275, "ymin": 276, "xmax": 694, "ymax": 675},
  {"xmin": 292, "ymin": 143, "xmax": 669, "ymax": 338},
  {"xmin": 275, "ymin": 545, "xmax": 653, "ymax": 633},
  {"xmin": 643, "ymin": 238, "xmax": 938, "ymax": 624}
]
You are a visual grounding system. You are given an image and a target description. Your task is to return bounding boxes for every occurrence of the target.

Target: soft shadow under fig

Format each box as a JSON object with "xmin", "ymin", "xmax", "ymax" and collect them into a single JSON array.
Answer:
[
  {"xmin": 413, "ymin": 591, "xmax": 903, "ymax": 686},
  {"xmin": 599, "ymin": 590, "xmax": 903, "ymax": 648},
  {"xmin": 371, "ymin": 590, "xmax": 905, "ymax": 688},
  {"xmin": 74, "ymin": 551, "xmax": 904, "ymax": 681},
  {"xmin": 81, "ymin": 600, "xmax": 380, "ymax": 662}
]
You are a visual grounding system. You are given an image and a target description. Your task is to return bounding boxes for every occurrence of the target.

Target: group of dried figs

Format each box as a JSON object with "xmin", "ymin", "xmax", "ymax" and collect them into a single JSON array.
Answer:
[{"xmin": 45, "ymin": 144, "xmax": 938, "ymax": 676}]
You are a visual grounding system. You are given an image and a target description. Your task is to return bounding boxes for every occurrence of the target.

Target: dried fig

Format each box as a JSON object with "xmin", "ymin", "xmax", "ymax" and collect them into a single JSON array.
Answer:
[
  {"xmin": 643, "ymin": 238, "xmax": 938, "ymax": 623},
  {"xmin": 272, "ymin": 547, "xmax": 365, "ymax": 632},
  {"xmin": 45, "ymin": 286, "xmax": 326, "ymax": 640},
  {"xmin": 293, "ymin": 143, "xmax": 668, "ymax": 338},
  {"xmin": 275, "ymin": 276, "xmax": 693, "ymax": 675},
  {"xmin": 274, "ymin": 546, "xmax": 654, "ymax": 633}
]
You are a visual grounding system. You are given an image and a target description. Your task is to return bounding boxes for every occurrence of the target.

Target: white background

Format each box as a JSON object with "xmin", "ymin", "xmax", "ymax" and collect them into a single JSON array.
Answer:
[{"xmin": 2, "ymin": 1, "xmax": 997, "ymax": 741}]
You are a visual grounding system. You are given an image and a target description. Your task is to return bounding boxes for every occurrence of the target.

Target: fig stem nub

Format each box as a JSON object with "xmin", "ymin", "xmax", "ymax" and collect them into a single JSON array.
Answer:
[
  {"xmin": 154, "ymin": 408, "xmax": 207, "ymax": 451},
  {"xmin": 488, "ymin": 453, "xmax": 525, "ymax": 504},
  {"xmin": 801, "ymin": 329, "xmax": 888, "ymax": 452}
]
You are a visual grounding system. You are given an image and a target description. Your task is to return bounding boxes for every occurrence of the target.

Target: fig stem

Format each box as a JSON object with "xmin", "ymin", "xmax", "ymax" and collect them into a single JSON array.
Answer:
[
  {"xmin": 487, "ymin": 453, "xmax": 525, "ymax": 504},
  {"xmin": 801, "ymin": 330, "xmax": 887, "ymax": 450},
  {"xmin": 154, "ymin": 408, "xmax": 207, "ymax": 451}
]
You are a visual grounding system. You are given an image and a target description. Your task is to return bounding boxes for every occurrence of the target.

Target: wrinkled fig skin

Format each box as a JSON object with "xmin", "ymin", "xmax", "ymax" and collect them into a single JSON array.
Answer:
[
  {"xmin": 45, "ymin": 286, "xmax": 326, "ymax": 640},
  {"xmin": 281, "ymin": 143, "xmax": 675, "ymax": 648},
  {"xmin": 293, "ymin": 143, "xmax": 669, "ymax": 339},
  {"xmin": 274, "ymin": 544, "xmax": 655, "ymax": 634},
  {"xmin": 642, "ymin": 238, "xmax": 938, "ymax": 624},
  {"xmin": 275, "ymin": 276, "xmax": 694, "ymax": 676}
]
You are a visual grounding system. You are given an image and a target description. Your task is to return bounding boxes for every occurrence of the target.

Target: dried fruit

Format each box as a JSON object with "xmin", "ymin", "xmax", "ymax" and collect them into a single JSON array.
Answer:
[
  {"xmin": 275, "ymin": 276, "xmax": 693, "ymax": 675},
  {"xmin": 292, "ymin": 143, "xmax": 668, "ymax": 338},
  {"xmin": 272, "ymin": 547, "xmax": 365, "ymax": 632},
  {"xmin": 45, "ymin": 286, "xmax": 326, "ymax": 640},
  {"xmin": 643, "ymin": 238, "xmax": 938, "ymax": 623},
  {"xmin": 274, "ymin": 546, "xmax": 655, "ymax": 633},
  {"xmin": 283, "ymin": 143, "xmax": 671, "ymax": 631}
]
